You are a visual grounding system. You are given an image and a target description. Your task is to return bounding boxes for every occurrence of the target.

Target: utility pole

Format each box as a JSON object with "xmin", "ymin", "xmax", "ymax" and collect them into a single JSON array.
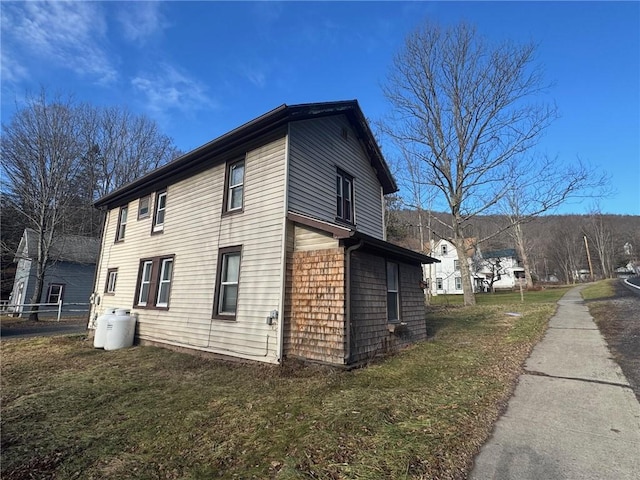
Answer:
[{"xmin": 584, "ymin": 235, "xmax": 594, "ymax": 282}]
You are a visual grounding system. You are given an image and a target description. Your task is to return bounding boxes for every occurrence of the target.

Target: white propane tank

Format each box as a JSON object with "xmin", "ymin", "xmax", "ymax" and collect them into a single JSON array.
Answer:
[
  {"xmin": 93, "ymin": 308, "xmax": 116, "ymax": 348},
  {"xmin": 104, "ymin": 309, "xmax": 136, "ymax": 351}
]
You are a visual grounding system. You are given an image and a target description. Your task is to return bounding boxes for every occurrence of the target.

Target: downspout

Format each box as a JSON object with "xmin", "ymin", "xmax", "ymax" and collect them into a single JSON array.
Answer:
[
  {"xmin": 276, "ymin": 126, "xmax": 291, "ymax": 364},
  {"xmin": 344, "ymin": 239, "xmax": 364, "ymax": 365}
]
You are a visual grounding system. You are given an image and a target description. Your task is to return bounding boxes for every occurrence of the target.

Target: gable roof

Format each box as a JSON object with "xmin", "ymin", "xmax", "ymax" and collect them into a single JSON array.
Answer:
[
  {"xmin": 15, "ymin": 228, "xmax": 100, "ymax": 264},
  {"xmin": 430, "ymin": 238, "xmax": 478, "ymax": 258},
  {"xmin": 95, "ymin": 100, "xmax": 398, "ymax": 210},
  {"xmin": 483, "ymin": 248, "xmax": 518, "ymax": 260}
]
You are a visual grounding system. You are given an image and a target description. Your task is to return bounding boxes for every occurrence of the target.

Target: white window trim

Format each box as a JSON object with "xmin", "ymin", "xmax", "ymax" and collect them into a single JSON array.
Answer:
[
  {"xmin": 386, "ymin": 261, "xmax": 400, "ymax": 323},
  {"xmin": 116, "ymin": 206, "xmax": 128, "ymax": 241},
  {"xmin": 227, "ymin": 161, "xmax": 245, "ymax": 212},
  {"xmin": 138, "ymin": 195, "xmax": 151, "ymax": 219},
  {"xmin": 153, "ymin": 191, "xmax": 167, "ymax": 232},
  {"xmin": 106, "ymin": 270, "xmax": 118, "ymax": 294},
  {"xmin": 217, "ymin": 251, "xmax": 241, "ymax": 316},
  {"xmin": 47, "ymin": 284, "xmax": 64, "ymax": 304},
  {"xmin": 138, "ymin": 261, "xmax": 153, "ymax": 306},
  {"xmin": 156, "ymin": 258, "xmax": 173, "ymax": 307}
]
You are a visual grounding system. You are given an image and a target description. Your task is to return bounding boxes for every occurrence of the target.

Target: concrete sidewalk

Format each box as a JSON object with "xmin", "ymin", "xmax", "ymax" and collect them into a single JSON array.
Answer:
[{"xmin": 471, "ymin": 286, "xmax": 640, "ymax": 480}]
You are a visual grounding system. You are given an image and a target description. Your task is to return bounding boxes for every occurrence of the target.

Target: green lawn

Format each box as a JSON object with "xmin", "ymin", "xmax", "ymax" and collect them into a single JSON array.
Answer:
[
  {"xmin": 580, "ymin": 279, "xmax": 616, "ymax": 301},
  {"xmin": 429, "ymin": 286, "xmax": 570, "ymax": 306},
  {"xmin": 1, "ymin": 290, "xmax": 562, "ymax": 480}
]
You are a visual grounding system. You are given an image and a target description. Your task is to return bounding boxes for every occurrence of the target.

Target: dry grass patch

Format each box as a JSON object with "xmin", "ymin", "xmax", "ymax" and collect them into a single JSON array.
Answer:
[{"xmin": 2, "ymin": 297, "xmax": 558, "ymax": 479}]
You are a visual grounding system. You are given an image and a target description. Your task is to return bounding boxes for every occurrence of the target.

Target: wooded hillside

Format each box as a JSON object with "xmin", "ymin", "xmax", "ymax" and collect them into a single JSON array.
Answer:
[{"xmin": 387, "ymin": 208, "xmax": 640, "ymax": 284}]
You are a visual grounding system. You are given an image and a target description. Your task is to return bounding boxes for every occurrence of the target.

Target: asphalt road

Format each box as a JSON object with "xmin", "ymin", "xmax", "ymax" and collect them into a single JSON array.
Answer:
[{"xmin": 0, "ymin": 321, "xmax": 87, "ymax": 339}]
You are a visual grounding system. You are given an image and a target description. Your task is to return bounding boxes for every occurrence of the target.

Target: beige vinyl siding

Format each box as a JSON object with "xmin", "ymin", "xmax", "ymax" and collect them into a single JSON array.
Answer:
[
  {"xmin": 293, "ymin": 224, "xmax": 338, "ymax": 251},
  {"xmin": 288, "ymin": 115, "xmax": 385, "ymax": 239},
  {"xmin": 91, "ymin": 135, "xmax": 287, "ymax": 363}
]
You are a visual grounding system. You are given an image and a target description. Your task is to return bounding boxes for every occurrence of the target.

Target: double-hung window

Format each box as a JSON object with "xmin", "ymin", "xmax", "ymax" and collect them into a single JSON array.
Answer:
[
  {"xmin": 386, "ymin": 262, "xmax": 400, "ymax": 323},
  {"xmin": 105, "ymin": 268, "xmax": 118, "ymax": 294},
  {"xmin": 138, "ymin": 195, "xmax": 150, "ymax": 219},
  {"xmin": 455, "ymin": 277, "xmax": 462, "ymax": 290},
  {"xmin": 214, "ymin": 246, "xmax": 242, "ymax": 319},
  {"xmin": 116, "ymin": 206, "xmax": 128, "ymax": 241},
  {"xmin": 436, "ymin": 278, "xmax": 443, "ymax": 290},
  {"xmin": 224, "ymin": 160, "xmax": 245, "ymax": 213},
  {"xmin": 47, "ymin": 284, "xmax": 64, "ymax": 304},
  {"xmin": 153, "ymin": 190, "xmax": 167, "ymax": 232},
  {"xmin": 156, "ymin": 258, "xmax": 173, "ymax": 307},
  {"xmin": 336, "ymin": 169, "xmax": 354, "ymax": 223},
  {"xmin": 135, "ymin": 255, "xmax": 174, "ymax": 309},
  {"xmin": 454, "ymin": 259, "xmax": 460, "ymax": 270},
  {"xmin": 137, "ymin": 261, "xmax": 154, "ymax": 306}
]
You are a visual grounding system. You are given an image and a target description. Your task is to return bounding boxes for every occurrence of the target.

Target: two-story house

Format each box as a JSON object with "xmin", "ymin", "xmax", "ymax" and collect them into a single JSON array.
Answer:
[
  {"xmin": 476, "ymin": 249, "xmax": 525, "ymax": 291},
  {"xmin": 89, "ymin": 101, "xmax": 437, "ymax": 367},
  {"xmin": 428, "ymin": 240, "xmax": 525, "ymax": 295},
  {"xmin": 427, "ymin": 238, "xmax": 482, "ymax": 295}
]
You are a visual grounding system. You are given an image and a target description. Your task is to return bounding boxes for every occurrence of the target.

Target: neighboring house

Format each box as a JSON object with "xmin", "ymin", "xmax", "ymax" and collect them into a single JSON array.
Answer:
[
  {"xmin": 476, "ymin": 249, "xmax": 525, "ymax": 291},
  {"xmin": 426, "ymin": 238, "xmax": 484, "ymax": 295},
  {"xmin": 427, "ymin": 241, "xmax": 525, "ymax": 294},
  {"xmin": 9, "ymin": 228, "xmax": 100, "ymax": 317},
  {"xmin": 89, "ymin": 100, "xmax": 438, "ymax": 367}
]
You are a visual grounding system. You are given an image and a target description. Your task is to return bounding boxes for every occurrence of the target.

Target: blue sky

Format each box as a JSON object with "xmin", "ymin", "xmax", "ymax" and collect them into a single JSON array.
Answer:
[{"xmin": 1, "ymin": 1, "xmax": 638, "ymax": 215}]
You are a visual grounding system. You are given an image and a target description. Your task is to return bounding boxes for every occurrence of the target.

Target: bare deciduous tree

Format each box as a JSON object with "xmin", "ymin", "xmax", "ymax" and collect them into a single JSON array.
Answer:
[
  {"xmin": 501, "ymin": 155, "xmax": 610, "ymax": 287},
  {"xmin": 1, "ymin": 91, "xmax": 83, "ymax": 319},
  {"xmin": 383, "ymin": 21, "xmax": 557, "ymax": 305},
  {"xmin": 1, "ymin": 90, "xmax": 180, "ymax": 318},
  {"xmin": 584, "ymin": 208, "xmax": 615, "ymax": 279}
]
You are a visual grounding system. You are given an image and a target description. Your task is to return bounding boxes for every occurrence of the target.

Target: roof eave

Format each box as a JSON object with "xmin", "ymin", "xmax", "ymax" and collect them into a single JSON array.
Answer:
[{"xmin": 94, "ymin": 100, "xmax": 398, "ymax": 209}]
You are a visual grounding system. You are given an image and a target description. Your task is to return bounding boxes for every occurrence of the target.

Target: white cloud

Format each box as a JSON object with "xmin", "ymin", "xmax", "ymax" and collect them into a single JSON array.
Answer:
[
  {"xmin": 1, "ymin": 50, "xmax": 29, "ymax": 84},
  {"xmin": 131, "ymin": 63, "xmax": 216, "ymax": 119},
  {"xmin": 1, "ymin": 1, "xmax": 117, "ymax": 84},
  {"xmin": 242, "ymin": 66, "xmax": 267, "ymax": 88},
  {"xmin": 117, "ymin": 1, "xmax": 168, "ymax": 44}
]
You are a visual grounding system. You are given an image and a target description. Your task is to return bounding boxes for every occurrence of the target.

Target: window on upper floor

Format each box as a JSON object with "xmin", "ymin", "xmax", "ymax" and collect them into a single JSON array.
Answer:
[
  {"xmin": 153, "ymin": 190, "xmax": 167, "ymax": 233},
  {"xmin": 47, "ymin": 284, "xmax": 64, "ymax": 304},
  {"xmin": 134, "ymin": 255, "xmax": 174, "ymax": 309},
  {"xmin": 138, "ymin": 195, "xmax": 151, "ymax": 219},
  {"xmin": 386, "ymin": 261, "xmax": 400, "ymax": 323},
  {"xmin": 454, "ymin": 259, "xmax": 460, "ymax": 270},
  {"xmin": 224, "ymin": 159, "xmax": 245, "ymax": 213},
  {"xmin": 116, "ymin": 206, "xmax": 128, "ymax": 242},
  {"xmin": 105, "ymin": 268, "xmax": 118, "ymax": 294},
  {"xmin": 213, "ymin": 246, "xmax": 242, "ymax": 319},
  {"xmin": 336, "ymin": 169, "xmax": 354, "ymax": 224},
  {"xmin": 441, "ymin": 244, "xmax": 448, "ymax": 255}
]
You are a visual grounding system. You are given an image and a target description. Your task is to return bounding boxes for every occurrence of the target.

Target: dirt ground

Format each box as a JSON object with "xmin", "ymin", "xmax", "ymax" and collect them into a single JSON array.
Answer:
[{"xmin": 589, "ymin": 280, "xmax": 640, "ymax": 401}]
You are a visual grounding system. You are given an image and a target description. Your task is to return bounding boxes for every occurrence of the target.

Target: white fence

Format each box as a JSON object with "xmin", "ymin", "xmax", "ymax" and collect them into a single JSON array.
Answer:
[{"xmin": 0, "ymin": 300, "xmax": 90, "ymax": 322}]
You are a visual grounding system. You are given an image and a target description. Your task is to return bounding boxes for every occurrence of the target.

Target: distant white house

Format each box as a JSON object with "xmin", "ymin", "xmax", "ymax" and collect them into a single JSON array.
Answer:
[
  {"xmin": 426, "ymin": 238, "xmax": 483, "ymax": 295},
  {"xmin": 426, "ymin": 240, "xmax": 525, "ymax": 295},
  {"xmin": 476, "ymin": 248, "xmax": 525, "ymax": 292}
]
